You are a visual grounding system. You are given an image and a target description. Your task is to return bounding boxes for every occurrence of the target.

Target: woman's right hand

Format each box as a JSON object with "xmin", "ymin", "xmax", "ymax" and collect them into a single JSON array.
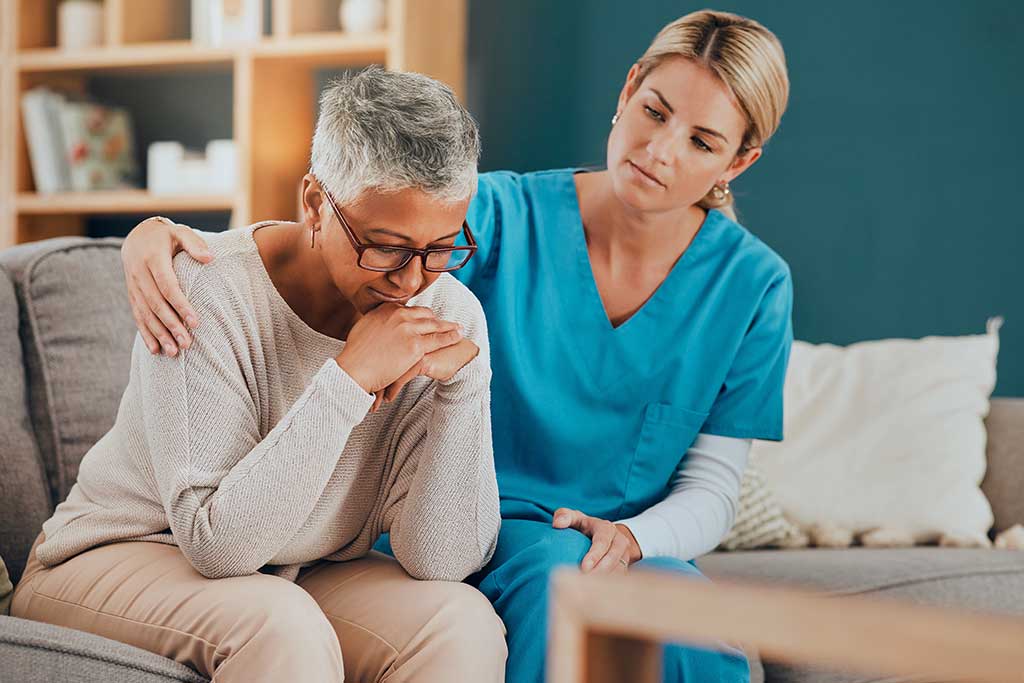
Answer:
[
  {"xmin": 121, "ymin": 217, "xmax": 212, "ymax": 357},
  {"xmin": 335, "ymin": 305, "xmax": 464, "ymax": 397}
]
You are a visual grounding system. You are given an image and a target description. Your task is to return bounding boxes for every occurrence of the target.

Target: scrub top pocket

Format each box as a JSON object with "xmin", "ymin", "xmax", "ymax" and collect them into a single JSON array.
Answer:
[{"xmin": 619, "ymin": 403, "xmax": 709, "ymax": 519}]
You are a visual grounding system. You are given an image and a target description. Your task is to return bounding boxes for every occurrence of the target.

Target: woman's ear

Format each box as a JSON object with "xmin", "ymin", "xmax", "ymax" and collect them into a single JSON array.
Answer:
[
  {"xmin": 724, "ymin": 147, "xmax": 763, "ymax": 184},
  {"xmin": 301, "ymin": 174, "xmax": 324, "ymax": 227},
  {"xmin": 615, "ymin": 63, "xmax": 644, "ymax": 119}
]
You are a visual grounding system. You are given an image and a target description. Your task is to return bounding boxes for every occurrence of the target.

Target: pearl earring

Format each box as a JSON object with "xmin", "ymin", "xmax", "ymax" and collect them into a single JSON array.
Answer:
[{"xmin": 611, "ymin": 113, "xmax": 619, "ymax": 126}]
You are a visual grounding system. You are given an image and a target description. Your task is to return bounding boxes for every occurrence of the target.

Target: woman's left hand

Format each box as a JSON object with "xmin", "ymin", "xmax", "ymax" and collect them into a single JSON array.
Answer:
[
  {"xmin": 371, "ymin": 338, "xmax": 480, "ymax": 411},
  {"xmin": 552, "ymin": 508, "xmax": 643, "ymax": 574}
]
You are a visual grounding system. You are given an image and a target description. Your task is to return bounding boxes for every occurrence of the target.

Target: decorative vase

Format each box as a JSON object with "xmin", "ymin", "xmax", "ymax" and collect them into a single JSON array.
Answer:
[
  {"xmin": 58, "ymin": 0, "xmax": 104, "ymax": 50},
  {"xmin": 339, "ymin": 0, "xmax": 386, "ymax": 34}
]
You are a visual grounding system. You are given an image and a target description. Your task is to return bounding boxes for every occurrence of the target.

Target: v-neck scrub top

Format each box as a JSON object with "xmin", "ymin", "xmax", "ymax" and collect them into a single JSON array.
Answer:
[{"xmin": 455, "ymin": 169, "xmax": 793, "ymax": 525}]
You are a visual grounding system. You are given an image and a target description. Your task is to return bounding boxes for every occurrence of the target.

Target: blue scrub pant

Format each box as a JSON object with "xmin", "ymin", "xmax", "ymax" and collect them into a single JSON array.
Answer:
[{"xmin": 469, "ymin": 519, "xmax": 750, "ymax": 683}]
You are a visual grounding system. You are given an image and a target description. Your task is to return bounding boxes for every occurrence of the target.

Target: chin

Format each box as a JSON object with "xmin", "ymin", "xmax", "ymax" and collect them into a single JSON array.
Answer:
[{"xmin": 611, "ymin": 166, "xmax": 663, "ymax": 213}]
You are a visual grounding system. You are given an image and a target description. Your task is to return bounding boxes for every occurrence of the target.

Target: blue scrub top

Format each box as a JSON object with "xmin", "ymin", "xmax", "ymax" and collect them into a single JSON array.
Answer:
[{"xmin": 454, "ymin": 169, "xmax": 793, "ymax": 523}]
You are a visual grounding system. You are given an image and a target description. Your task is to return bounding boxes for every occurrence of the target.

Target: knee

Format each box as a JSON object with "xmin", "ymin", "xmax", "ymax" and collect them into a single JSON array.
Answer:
[
  {"xmin": 239, "ymin": 581, "xmax": 339, "ymax": 653},
  {"xmin": 426, "ymin": 583, "xmax": 507, "ymax": 672},
  {"xmin": 521, "ymin": 529, "xmax": 591, "ymax": 575}
]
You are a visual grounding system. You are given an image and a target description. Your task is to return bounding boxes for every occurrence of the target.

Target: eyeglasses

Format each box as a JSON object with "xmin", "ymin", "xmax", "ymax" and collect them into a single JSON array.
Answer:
[{"xmin": 319, "ymin": 180, "xmax": 477, "ymax": 273}]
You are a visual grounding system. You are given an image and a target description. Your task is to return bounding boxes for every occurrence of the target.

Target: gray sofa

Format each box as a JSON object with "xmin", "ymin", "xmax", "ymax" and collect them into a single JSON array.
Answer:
[{"xmin": 2, "ymin": 235, "xmax": 1023, "ymax": 683}]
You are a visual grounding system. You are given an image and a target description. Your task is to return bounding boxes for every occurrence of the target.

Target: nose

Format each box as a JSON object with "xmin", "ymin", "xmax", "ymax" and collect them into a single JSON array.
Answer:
[
  {"xmin": 387, "ymin": 254, "xmax": 425, "ymax": 293},
  {"xmin": 645, "ymin": 127, "xmax": 681, "ymax": 167}
]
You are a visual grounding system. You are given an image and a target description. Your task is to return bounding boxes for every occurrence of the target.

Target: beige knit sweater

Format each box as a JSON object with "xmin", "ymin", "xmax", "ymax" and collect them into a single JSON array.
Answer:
[{"xmin": 38, "ymin": 223, "xmax": 500, "ymax": 582}]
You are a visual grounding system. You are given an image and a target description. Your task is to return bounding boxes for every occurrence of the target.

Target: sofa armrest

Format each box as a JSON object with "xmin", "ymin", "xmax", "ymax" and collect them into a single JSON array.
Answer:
[
  {"xmin": 0, "ymin": 616, "xmax": 207, "ymax": 683},
  {"xmin": 982, "ymin": 398, "xmax": 1024, "ymax": 532}
]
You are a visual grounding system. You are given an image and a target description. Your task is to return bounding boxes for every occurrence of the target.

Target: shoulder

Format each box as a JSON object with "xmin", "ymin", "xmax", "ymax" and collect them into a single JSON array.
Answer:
[
  {"xmin": 474, "ymin": 168, "xmax": 575, "ymax": 205},
  {"xmin": 172, "ymin": 226, "xmax": 262, "ymax": 316},
  {"xmin": 710, "ymin": 210, "xmax": 792, "ymax": 294}
]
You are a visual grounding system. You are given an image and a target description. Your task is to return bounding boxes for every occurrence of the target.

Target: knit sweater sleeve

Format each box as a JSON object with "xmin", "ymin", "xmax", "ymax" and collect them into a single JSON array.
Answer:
[
  {"xmin": 382, "ymin": 287, "xmax": 501, "ymax": 582},
  {"xmin": 138, "ymin": 257, "xmax": 373, "ymax": 579}
]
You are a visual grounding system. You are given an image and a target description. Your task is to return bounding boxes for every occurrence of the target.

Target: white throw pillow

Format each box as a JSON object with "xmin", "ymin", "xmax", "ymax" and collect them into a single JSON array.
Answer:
[{"xmin": 750, "ymin": 318, "xmax": 1002, "ymax": 544}]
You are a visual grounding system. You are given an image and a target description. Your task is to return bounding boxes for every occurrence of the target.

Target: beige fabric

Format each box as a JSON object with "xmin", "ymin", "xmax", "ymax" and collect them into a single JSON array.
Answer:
[
  {"xmin": 36, "ymin": 223, "xmax": 499, "ymax": 583},
  {"xmin": 751, "ymin": 320, "xmax": 1001, "ymax": 543},
  {"xmin": 12, "ymin": 536, "xmax": 506, "ymax": 682}
]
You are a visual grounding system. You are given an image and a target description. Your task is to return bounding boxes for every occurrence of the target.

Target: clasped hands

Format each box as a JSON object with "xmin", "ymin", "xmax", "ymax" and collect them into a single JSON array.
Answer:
[{"xmin": 334, "ymin": 303, "xmax": 479, "ymax": 410}]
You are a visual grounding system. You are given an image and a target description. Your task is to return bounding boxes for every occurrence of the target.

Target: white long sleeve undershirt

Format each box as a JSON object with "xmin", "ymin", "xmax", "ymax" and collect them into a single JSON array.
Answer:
[{"xmin": 616, "ymin": 434, "xmax": 751, "ymax": 563}]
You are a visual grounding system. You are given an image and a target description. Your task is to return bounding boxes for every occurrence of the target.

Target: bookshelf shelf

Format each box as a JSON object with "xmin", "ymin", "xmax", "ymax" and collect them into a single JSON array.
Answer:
[
  {"xmin": 1, "ymin": 0, "xmax": 467, "ymax": 248},
  {"xmin": 16, "ymin": 33, "xmax": 391, "ymax": 74},
  {"xmin": 16, "ymin": 43, "xmax": 237, "ymax": 73},
  {"xmin": 16, "ymin": 191, "xmax": 237, "ymax": 215}
]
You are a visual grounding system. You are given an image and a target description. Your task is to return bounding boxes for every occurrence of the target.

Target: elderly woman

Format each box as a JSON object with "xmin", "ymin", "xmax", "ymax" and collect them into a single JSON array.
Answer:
[{"xmin": 11, "ymin": 67, "xmax": 506, "ymax": 683}]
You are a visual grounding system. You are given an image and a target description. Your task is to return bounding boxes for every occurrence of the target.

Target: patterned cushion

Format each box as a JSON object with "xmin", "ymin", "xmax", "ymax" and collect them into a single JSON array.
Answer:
[{"xmin": 719, "ymin": 462, "xmax": 806, "ymax": 551}]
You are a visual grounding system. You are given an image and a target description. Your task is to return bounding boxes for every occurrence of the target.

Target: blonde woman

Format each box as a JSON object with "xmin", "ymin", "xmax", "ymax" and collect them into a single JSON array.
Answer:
[
  {"xmin": 12, "ymin": 68, "xmax": 506, "ymax": 682},
  {"xmin": 121, "ymin": 10, "xmax": 792, "ymax": 682}
]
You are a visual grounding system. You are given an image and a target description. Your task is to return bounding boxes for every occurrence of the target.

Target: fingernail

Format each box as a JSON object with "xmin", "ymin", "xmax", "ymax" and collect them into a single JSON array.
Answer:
[
  {"xmin": 186, "ymin": 315, "xmax": 199, "ymax": 329},
  {"xmin": 176, "ymin": 334, "xmax": 188, "ymax": 347},
  {"xmin": 164, "ymin": 344, "xmax": 178, "ymax": 356}
]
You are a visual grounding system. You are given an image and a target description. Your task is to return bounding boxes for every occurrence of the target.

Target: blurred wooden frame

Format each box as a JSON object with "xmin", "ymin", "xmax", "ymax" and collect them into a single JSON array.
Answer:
[{"xmin": 548, "ymin": 568, "xmax": 1024, "ymax": 683}]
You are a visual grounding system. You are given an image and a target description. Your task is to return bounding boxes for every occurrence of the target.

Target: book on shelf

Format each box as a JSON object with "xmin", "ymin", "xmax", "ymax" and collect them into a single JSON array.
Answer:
[
  {"xmin": 20, "ymin": 87, "xmax": 140, "ymax": 194},
  {"xmin": 20, "ymin": 88, "xmax": 72, "ymax": 194}
]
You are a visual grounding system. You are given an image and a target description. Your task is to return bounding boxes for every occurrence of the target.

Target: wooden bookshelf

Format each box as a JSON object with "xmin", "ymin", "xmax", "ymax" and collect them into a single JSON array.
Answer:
[{"xmin": 0, "ymin": 0, "xmax": 467, "ymax": 248}]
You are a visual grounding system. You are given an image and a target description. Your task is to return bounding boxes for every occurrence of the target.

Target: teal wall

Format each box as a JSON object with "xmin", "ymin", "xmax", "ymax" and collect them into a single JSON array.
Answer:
[
  {"xmin": 466, "ymin": 1, "xmax": 1023, "ymax": 396},
  {"xmin": 87, "ymin": 1, "xmax": 1022, "ymax": 395}
]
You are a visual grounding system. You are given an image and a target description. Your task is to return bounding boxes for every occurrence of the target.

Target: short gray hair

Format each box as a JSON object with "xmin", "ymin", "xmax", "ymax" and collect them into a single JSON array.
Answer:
[{"xmin": 310, "ymin": 66, "xmax": 480, "ymax": 206}]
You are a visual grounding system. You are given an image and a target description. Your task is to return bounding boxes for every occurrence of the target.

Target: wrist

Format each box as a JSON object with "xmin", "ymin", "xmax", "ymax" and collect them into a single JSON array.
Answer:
[
  {"xmin": 334, "ymin": 354, "xmax": 374, "ymax": 395},
  {"xmin": 615, "ymin": 523, "xmax": 644, "ymax": 563}
]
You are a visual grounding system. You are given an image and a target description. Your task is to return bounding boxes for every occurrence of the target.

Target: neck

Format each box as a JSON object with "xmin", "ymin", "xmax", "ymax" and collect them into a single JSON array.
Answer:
[
  {"xmin": 260, "ymin": 222, "xmax": 360, "ymax": 340},
  {"xmin": 576, "ymin": 171, "xmax": 706, "ymax": 263}
]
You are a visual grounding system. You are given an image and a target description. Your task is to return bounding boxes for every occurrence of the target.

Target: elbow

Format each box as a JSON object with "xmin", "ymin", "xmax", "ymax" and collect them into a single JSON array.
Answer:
[
  {"xmin": 181, "ymin": 545, "xmax": 261, "ymax": 580},
  {"xmin": 395, "ymin": 543, "xmax": 490, "ymax": 583}
]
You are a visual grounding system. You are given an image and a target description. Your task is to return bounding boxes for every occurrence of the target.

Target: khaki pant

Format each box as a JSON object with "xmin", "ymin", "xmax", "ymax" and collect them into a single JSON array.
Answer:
[{"xmin": 12, "ymin": 536, "xmax": 506, "ymax": 682}]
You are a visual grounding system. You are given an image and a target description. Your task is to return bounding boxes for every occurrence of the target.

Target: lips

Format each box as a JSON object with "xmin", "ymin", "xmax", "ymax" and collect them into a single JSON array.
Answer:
[
  {"xmin": 370, "ymin": 288, "xmax": 411, "ymax": 304},
  {"xmin": 628, "ymin": 160, "xmax": 665, "ymax": 188}
]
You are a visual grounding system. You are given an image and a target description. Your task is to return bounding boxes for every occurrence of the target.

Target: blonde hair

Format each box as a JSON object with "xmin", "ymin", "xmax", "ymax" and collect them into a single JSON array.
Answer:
[{"xmin": 634, "ymin": 10, "xmax": 789, "ymax": 219}]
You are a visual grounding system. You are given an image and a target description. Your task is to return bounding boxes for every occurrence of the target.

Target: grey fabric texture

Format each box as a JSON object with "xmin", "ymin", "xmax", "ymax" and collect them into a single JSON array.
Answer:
[
  {"xmin": 0, "ymin": 616, "xmax": 208, "ymax": 683},
  {"xmin": 699, "ymin": 547, "xmax": 1024, "ymax": 683},
  {"xmin": 0, "ymin": 268, "xmax": 51, "ymax": 585},
  {"xmin": 982, "ymin": 398, "xmax": 1024, "ymax": 532},
  {"xmin": 0, "ymin": 237, "xmax": 133, "ymax": 504}
]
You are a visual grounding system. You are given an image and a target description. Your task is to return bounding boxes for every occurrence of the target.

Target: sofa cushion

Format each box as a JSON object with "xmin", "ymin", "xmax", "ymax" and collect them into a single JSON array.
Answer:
[
  {"xmin": 0, "ymin": 268, "xmax": 51, "ymax": 585},
  {"xmin": 698, "ymin": 548, "xmax": 1024, "ymax": 609},
  {"xmin": 698, "ymin": 548, "xmax": 1024, "ymax": 683},
  {"xmin": 0, "ymin": 237, "xmax": 134, "ymax": 504},
  {"xmin": 0, "ymin": 616, "xmax": 207, "ymax": 682}
]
